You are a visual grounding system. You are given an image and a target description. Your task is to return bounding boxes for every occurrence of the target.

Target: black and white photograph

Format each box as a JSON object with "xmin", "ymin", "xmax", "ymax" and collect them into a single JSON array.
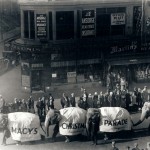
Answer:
[{"xmin": 0, "ymin": 0, "xmax": 150, "ymax": 149}]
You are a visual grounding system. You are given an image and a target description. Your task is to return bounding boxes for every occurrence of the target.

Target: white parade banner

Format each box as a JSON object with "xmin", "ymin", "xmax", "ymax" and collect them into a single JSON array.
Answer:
[
  {"xmin": 59, "ymin": 107, "xmax": 87, "ymax": 135},
  {"xmin": 8, "ymin": 112, "xmax": 42, "ymax": 142},
  {"xmin": 99, "ymin": 107, "xmax": 132, "ymax": 132}
]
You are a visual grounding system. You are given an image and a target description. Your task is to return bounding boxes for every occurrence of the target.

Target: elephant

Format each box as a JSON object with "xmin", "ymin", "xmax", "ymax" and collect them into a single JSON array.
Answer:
[
  {"xmin": 133, "ymin": 102, "xmax": 150, "ymax": 130},
  {"xmin": 44, "ymin": 107, "xmax": 87, "ymax": 142},
  {"xmin": 0, "ymin": 112, "xmax": 45, "ymax": 146}
]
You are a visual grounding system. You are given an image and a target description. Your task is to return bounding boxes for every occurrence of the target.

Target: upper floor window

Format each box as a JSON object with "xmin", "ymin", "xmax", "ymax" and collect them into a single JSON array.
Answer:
[
  {"xmin": 23, "ymin": 10, "xmax": 35, "ymax": 39},
  {"xmin": 96, "ymin": 7, "xmax": 126, "ymax": 37},
  {"xmin": 56, "ymin": 11, "xmax": 74, "ymax": 40}
]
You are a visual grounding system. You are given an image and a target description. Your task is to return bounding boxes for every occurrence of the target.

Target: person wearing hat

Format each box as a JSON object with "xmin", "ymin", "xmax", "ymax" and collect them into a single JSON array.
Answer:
[
  {"xmin": 12, "ymin": 98, "xmax": 19, "ymax": 112},
  {"xmin": 87, "ymin": 93, "xmax": 93, "ymax": 108},
  {"xmin": 47, "ymin": 93, "xmax": 55, "ymax": 110},
  {"xmin": 141, "ymin": 86, "xmax": 149, "ymax": 104},
  {"xmin": 27, "ymin": 95, "xmax": 35, "ymax": 113},
  {"xmin": 69, "ymin": 93, "xmax": 76, "ymax": 107},
  {"xmin": 93, "ymin": 92, "xmax": 99, "ymax": 108}
]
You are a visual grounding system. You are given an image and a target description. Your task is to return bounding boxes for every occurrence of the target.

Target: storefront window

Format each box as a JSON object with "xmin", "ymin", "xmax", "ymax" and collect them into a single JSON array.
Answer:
[
  {"xmin": 23, "ymin": 10, "xmax": 35, "ymax": 39},
  {"xmin": 56, "ymin": 11, "xmax": 74, "ymax": 40},
  {"xmin": 96, "ymin": 7, "xmax": 126, "ymax": 37}
]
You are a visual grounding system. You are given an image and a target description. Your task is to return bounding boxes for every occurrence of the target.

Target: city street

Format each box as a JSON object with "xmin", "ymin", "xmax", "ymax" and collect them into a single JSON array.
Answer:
[{"xmin": 0, "ymin": 65, "xmax": 150, "ymax": 150}]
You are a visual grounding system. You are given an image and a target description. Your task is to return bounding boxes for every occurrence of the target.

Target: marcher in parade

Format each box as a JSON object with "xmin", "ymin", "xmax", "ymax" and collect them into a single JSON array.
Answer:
[
  {"xmin": 88, "ymin": 112, "xmax": 100, "ymax": 145},
  {"xmin": 103, "ymin": 90, "xmax": 110, "ymax": 107},
  {"xmin": 111, "ymin": 141, "xmax": 119, "ymax": 150},
  {"xmin": 131, "ymin": 92, "xmax": 138, "ymax": 112},
  {"xmin": 82, "ymin": 89, "xmax": 88, "ymax": 110},
  {"xmin": 47, "ymin": 93, "xmax": 54, "ymax": 110},
  {"xmin": 132, "ymin": 143, "xmax": 140, "ymax": 150},
  {"xmin": 69, "ymin": 93, "xmax": 76, "ymax": 107},
  {"xmin": 61, "ymin": 93, "xmax": 70, "ymax": 108},
  {"xmin": 1, "ymin": 114, "xmax": 10, "ymax": 146}
]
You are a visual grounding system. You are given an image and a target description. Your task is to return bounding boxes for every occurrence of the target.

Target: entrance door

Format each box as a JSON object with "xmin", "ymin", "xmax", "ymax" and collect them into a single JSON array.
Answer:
[{"xmin": 31, "ymin": 70, "xmax": 42, "ymax": 91}]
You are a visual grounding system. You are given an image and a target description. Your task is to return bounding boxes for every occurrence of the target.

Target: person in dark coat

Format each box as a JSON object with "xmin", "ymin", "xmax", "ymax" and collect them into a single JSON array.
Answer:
[
  {"xmin": 98, "ymin": 91, "xmax": 104, "ymax": 107},
  {"xmin": 1, "ymin": 114, "xmax": 11, "ymax": 146},
  {"xmin": 40, "ymin": 96, "xmax": 46, "ymax": 120},
  {"xmin": 69, "ymin": 93, "xmax": 76, "ymax": 107},
  {"xmin": 87, "ymin": 93, "xmax": 93, "ymax": 108},
  {"xmin": 120, "ymin": 85, "xmax": 127, "ymax": 108},
  {"xmin": 103, "ymin": 91, "xmax": 110, "ymax": 107},
  {"xmin": 27, "ymin": 96, "xmax": 35, "ymax": 113},
  {"xmin": 20, "ymin": 99, "xmax": 27, "ymax": 112},
  {"xmin": 61, "ymin": 93, "xmax": 70, "ymax": 108},
  {"xmin": 137, "ymin": 88, "xmax": 142, "ymax": 109},
  {"xmin": 93, "ymin": 92, "xmax": 99, "ymax": 108},
  {"xmin": 36, "ymin": 98, "xmax": 42, "ymax": 119},
  {"xmin": 126, "ymin": 90, "xmax": 131, "ymax": 111},
  {"xmin": 12, "ymin": 98, "xmax": 19, "ymax": 112},
  {"xmin": 88, "ymin": 112, "xmax": 100, "ymax": 145},
  {"xmin": 82, "ymin": 89, "xmax": 88, "ymax": 110},
  {"xmin": 47, "ymin": 93, "xmax": 54, "ymax": 110}
]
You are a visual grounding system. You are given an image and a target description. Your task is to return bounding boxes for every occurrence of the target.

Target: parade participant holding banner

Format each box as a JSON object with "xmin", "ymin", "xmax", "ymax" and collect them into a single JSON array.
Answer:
[{"xmin": 0, "ymin": 113, "xmax": 10, "ymax": 146}]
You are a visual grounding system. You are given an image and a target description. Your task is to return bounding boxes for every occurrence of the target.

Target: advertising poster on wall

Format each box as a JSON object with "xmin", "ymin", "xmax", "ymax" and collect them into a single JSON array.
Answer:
[
  {"xmin": 36, "ymin": 14, "xmax": 47, "ymax": 38},
  {"xmin": 81, "ymin": 10, "xmax": 95, "ymax": 37}
]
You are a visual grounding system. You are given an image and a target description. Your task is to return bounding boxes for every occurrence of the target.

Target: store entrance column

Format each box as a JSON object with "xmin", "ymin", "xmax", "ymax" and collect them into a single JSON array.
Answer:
[{"xmin": 31, "ymin": 70, "xmax": 42, "ymax": 91}]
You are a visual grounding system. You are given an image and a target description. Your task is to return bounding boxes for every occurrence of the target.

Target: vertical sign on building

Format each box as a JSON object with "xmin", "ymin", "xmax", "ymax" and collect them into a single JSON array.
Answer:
[
  {"xmin": 36, "ymin": 14, "xmax": 47, "ymax": 38},
  {"xmin": 81, "ymin": 10, "xmax": 95, "ymax": 37}
]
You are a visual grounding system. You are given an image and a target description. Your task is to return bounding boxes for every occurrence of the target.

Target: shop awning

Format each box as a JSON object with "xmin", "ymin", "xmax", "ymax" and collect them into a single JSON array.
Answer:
[{"xmin": 107, "ymin": 57, "xmax": 150, "ymax": 66}]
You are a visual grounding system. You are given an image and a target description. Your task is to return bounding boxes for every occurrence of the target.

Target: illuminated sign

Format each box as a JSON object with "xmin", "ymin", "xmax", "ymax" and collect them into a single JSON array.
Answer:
[
  {"xmin": 36, "ymin": 14, "xmax": 47, "ymax": 38},
  {"xmin": 81, "ymin": 10, "xmax": 95, "ymax": 37}
]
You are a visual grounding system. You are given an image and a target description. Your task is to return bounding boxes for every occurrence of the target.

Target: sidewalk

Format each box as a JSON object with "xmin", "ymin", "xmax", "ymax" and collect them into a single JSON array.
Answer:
[{"xmin": 0, "ymin": 64, "xmax": 150, "ymax": 104}]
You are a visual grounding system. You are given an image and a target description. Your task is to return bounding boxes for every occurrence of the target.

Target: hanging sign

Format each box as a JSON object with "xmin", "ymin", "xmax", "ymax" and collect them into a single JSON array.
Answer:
[{"xmin": 111, "ymin": 13, "xmax": 125, "ymax": 25}]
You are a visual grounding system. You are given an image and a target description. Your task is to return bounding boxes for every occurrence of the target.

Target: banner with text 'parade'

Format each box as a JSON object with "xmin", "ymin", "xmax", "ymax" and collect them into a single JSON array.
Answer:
[
  {"xmin": 99, "ymin": 107, "xmax": 132, "ymax": 132},
  {"xmin": 8, "ymin": 112, "xmax": 41, "ymax": 141},
  {"xmin": 59, "ymin": 107, "xmax": 87, "ymax": 135}
]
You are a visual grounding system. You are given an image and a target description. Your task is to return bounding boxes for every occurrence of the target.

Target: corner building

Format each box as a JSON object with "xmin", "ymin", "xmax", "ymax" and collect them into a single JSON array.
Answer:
[{"xmin": 13, "ymin": 0, "xmax": 148, "ymax": 92}]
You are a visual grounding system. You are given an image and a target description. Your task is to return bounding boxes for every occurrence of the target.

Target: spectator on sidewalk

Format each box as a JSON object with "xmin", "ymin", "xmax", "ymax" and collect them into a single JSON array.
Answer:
[
  {"xmin": 141, "ymin": 86, "xmax": 149, "ymax": 103},
  {"xmin": 47, "ymin": 93, "xmax": 54, "ymax": 110},
  {"xmin": 27, "ymin": 96, "xmax": 35, "ymax": 113},
  {"xmin": 69, "ymin": 93, "xmax": 76, "ymax": 107},
  {"xmin": 20, "ymin": 99, "xmax": 27, "ymax": 112},
  {"xmin": 87, "ymin": 93, "xmax": 93, "ymax": 108},
  {"xmin": 61, "ymin": 93, "xmax": 70, "ymax": 108},
  {"xmin": 93, "ymin": 92, "xmax": 99, "ymax": 108},
  {"xmin": 12, "ymin": 98, "xmax": 19, "ymax": 112},
  {"xmin": 0, "ymin": 95, "xmax": 5, "ymax": 113}
]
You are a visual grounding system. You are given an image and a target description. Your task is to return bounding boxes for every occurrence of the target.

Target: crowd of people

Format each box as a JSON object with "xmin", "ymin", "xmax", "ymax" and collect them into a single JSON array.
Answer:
[{"xmin": 0, "ymin": 82, "xmax": 150, "ymax": 147}]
